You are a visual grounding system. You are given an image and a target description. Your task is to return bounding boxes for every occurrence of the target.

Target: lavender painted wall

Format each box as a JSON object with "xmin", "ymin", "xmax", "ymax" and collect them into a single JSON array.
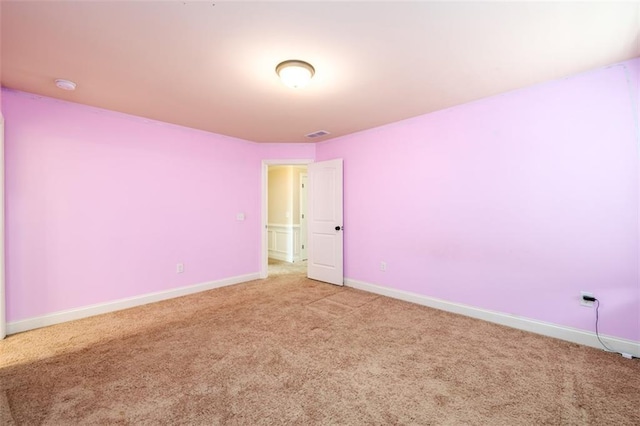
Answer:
[
  {"xmin": 0, "ymin": 2, "xmax": 3, "ymax": 113},
  {"xmin": 258, "ymin": 143, "xmax": 315, "ymax": 160},
  {"xmin": 3, "ymin": 58, "xmax": 637, "ymax": 344},
  {"xmin": 317, "ymin": 59, "xmax": 640, "ymax": 342},
  {"xmin": 2, "ymin": 89, "xmax": 270, "ymax": 323}
]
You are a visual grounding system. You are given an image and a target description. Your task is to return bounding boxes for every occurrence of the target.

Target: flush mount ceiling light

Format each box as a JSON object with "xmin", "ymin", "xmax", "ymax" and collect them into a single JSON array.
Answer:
[
  {"xmin": 55, "ymin": 79, "xmax": 77, "ymax": 91},
  {"xmin": 275, "ymin": 60, "xmax": 315, "ymax": 89}
]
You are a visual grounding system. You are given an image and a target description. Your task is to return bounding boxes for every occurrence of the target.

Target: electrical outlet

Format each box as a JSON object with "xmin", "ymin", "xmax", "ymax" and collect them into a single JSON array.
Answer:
[
  {"xmin": 380, "ymin": 261, "xmax": 387, "ymax": 272},
  {"xmin": 580, "ymin": 291, "xmax": 594, "ymax": 307},
  {"xmin": 177, "ymin": 263, "xmax": 184, "ymax": 274}
]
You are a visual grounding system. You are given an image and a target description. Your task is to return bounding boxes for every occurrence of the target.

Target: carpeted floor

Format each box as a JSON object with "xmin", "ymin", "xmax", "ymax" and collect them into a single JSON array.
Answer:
[{"xmin": 1, "ymin": 270, "xmax": 639, "ymax": 425}]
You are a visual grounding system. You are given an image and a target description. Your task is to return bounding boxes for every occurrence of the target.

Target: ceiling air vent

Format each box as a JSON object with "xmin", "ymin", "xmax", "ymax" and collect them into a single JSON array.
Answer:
[{"xmin": 305, "ymin": 130, "xmax": 330, "ymax": 138}]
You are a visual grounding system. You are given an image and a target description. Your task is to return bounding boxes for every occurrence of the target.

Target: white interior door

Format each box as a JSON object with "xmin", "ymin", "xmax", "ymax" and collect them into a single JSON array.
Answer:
[
  {"xmin": 307, "ymin": 159, "xmax": 343, "ymax": 286},
  {"xmin": 1, "ymin": 115, "xmax": 5, "ymax": 339}
]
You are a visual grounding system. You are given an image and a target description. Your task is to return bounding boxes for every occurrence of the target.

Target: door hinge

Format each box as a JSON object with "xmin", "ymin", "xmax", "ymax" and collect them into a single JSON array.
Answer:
[
  {"xmin": 302, "ymin": 183, "xmax": 305, "ymax": 188},
  {"xmin": 301, "ymin": 214, "xmax": 305, "ymax": 219},
  {"xmin": 302, "ymin": 244, "xmax": 305, "ymax": 249}
]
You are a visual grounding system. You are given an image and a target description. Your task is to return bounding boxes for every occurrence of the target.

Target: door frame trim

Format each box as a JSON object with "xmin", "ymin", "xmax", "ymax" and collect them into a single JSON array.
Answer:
[
  {"xmin": 1, "ymin": 114, "xmax": 5, "ymax": 339},
  {"xmin": 261, "ymin": 159, "xmax": 313, "ymax": 279}
]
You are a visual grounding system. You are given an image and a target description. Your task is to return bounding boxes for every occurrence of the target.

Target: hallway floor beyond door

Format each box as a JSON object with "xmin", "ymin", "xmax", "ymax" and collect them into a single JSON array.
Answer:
[{"xmin": 268, "ymin": 258, "xmax": 307, "ymax": 276}]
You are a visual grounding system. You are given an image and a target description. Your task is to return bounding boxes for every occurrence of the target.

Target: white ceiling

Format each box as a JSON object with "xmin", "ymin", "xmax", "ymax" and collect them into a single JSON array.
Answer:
[{"xmin": 1, "ymin": 1, "xmax": 639, "ymax": 143}]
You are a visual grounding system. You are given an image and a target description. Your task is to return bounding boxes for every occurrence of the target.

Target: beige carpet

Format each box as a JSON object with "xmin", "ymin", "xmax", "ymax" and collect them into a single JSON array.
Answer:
[{"xmin": 1, "ymin": 271, "xmax": 639, "ymax": 425}]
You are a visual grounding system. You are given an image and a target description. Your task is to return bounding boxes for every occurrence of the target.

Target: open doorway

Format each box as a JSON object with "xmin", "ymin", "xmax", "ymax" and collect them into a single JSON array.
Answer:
[
  {"xmin": 266, "ymin": 164, "xmax": 308, "ymax": 276},
  {"xmin": 261, "ymin": 159, "xmax": 312, "ymax": 278},
  {"xmin": 266, "ymin": 165, "xmax": 307, "ymax": 264}
]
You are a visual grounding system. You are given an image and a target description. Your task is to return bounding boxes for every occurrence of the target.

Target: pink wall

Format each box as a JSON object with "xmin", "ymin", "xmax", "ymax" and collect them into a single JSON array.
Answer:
[
  {"xmin": 258, "ymin": 143, "xmax": 315, "ymax": 160},
  {"xmin": 3, "ymin": 58, "xmax": 638, "ymax": 344},
  {"xmin": 0, "ymin": 3, "xmax": 3, "ymax": 113},
  {"xmin": 2, "ymin": 89, "xmax": 272, "ymax": 323},
  {"xmin": 317, "ymin": 59, "xmax": 640, "ymax": 342}
]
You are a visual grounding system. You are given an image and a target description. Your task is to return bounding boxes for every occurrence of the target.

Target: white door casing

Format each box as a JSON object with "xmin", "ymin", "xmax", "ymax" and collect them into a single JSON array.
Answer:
[
  {"xmin": 300, "ymin": 174, "xmax": 308, "ymax": 261},
  {"xmin": 307, "ymin": 159, "xmax": 344, "ymax": 286}
]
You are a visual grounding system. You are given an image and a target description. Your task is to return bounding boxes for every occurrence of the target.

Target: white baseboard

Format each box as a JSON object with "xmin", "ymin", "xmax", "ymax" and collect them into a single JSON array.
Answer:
[
  {"xmin": 7, "ymin": 273, "xmax": 261, "ymax": 335},
  {"xmin": 345, "ymin": 278, "xmax": 640, "ymax": 358}
]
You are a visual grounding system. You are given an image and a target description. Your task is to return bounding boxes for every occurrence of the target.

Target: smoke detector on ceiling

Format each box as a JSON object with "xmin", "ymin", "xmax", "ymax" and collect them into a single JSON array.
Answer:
[
  {"xmin": 55, "ymin": 79, "xmax": 77, "ymax": 91},
  {"xmin": 305, "ymin": 130, "xmax": 330, "ymax": 138}
]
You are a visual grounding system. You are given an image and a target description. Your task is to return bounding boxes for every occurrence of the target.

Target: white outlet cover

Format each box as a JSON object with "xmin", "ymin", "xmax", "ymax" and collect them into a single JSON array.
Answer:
[{"xmin": 580, "ymin": 291, "xmax": 594, "ymax": 307}]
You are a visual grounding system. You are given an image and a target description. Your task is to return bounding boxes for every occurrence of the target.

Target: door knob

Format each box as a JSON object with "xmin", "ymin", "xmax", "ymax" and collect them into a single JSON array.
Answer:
[{"xmin": 335, "ymin": 226, "xmax": 343, "ymax": 231}]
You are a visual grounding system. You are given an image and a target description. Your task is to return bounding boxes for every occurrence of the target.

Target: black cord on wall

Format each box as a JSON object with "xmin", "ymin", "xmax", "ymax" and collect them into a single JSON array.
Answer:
[{"xmin": 591, "ymin": 298, "xmax": 638, "ymax": 359}]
